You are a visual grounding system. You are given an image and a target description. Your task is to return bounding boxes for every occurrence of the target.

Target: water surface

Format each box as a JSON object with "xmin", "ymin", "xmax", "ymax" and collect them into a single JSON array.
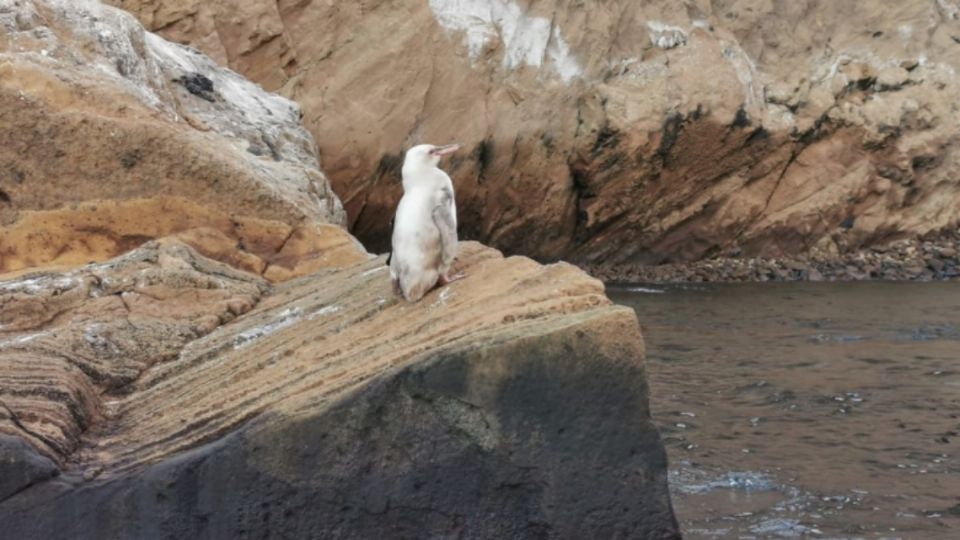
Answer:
[{"xmin": 609, "ymin": 282, "xmax": 960, "ymax": 539}]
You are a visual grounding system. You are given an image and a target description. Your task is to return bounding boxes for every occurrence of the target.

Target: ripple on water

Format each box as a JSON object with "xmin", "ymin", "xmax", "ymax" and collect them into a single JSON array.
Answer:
[
  {"xmin": 896, "ymin": 324, "xmax": 960, "ymax": 341},
  {"xmin": 809, "ymin": 333, "xmax": 865, "ymax": 343},
  {"xmin": 621, "ymin": 286, "xmax": 666, "ymax": 294},
  {"xmin": 672, "ymin": 469, "xmax": 780, "ymax": 495},
  {"xmin": 749, "ymin": 517, "xmax": 814, "ymax": 537}
]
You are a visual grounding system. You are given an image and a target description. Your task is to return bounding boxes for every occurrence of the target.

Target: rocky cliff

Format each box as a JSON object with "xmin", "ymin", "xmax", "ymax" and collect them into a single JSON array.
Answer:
[
  {"xmin": 0, "ymin": 1, "xmax": 679, "ymax": 537},
  {"xmin": 108, "ymin": 0, "xmax": 960, "ymax": 264}
]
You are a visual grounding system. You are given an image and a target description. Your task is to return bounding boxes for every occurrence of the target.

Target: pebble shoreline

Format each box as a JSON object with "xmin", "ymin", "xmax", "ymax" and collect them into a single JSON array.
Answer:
[{"xmin": 585, "ymin": 234, "xmax": 960, "ymax": 284}]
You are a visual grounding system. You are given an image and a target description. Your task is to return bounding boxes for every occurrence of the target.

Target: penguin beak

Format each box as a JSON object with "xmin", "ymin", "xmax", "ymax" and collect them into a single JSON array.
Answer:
[{"xmin": 431, "ymin": 144, "xmax": 460, "ymax": 157}]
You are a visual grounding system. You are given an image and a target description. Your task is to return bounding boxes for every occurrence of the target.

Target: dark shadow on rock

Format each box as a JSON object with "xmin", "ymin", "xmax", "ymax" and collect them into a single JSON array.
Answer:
[
  {"xmin": 0, "ymin": 434, "xmax": 59, "ymax": 503},
  {"xmin": 1, "ymin": 319, "xmax": 679, "ymax": 540}
]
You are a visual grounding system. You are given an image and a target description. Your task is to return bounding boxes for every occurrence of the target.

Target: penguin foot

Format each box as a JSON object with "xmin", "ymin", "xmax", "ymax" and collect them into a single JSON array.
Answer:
[
  {"xmin": 439, "ymin": 272, "xmax": 466, "ymax": 285},
  {"xmin": 391, "ymin": 278, "xmax": 403, "ymax": 298}
]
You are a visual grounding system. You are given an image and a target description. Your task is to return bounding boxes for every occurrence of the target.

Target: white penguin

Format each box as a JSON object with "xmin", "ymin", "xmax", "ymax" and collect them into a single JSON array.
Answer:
[{"xmin": 389, "ymin": 143, "xmax": 464, "ymax": 301}]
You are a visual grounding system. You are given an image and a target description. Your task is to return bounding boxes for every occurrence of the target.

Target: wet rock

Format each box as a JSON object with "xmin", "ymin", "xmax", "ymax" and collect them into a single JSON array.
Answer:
[
  {"xmin": 905, "ymin": 264, "xmax": 925, "ymax": 276},
  {"xmin": 588, "ymin": 235, "xmax": 960, "ymax": 283}
]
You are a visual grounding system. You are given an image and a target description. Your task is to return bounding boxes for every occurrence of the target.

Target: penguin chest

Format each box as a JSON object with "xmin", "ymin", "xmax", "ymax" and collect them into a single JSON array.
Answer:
[{"xmin": 392, "ymin": 191, "xmax": 442, "ymax": 268}]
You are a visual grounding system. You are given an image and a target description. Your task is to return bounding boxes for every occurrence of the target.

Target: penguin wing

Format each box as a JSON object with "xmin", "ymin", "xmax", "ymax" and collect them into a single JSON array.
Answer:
[
  {"xmin": 386, "ymin": 215, "xmax": 395, "ymax": 267},
  {"xmin": 432, "ymin": 187, "xmax": 458, "ymax": 268}
]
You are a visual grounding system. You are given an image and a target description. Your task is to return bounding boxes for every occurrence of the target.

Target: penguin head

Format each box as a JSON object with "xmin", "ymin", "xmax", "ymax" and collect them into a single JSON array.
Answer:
[{"xmin": 403, "ymin": 143, "xmax": 460, "ymax": 171}]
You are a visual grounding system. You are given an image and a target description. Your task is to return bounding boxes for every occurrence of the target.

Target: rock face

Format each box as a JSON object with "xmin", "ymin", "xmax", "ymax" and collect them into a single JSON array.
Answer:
[
  {"xmin": 108, "ymin": 0, "xmax": 960, "ymax": 264},
  {"xmin": 0, "ymin": 3, "xmax": 679, "ymax": 536},
  {"xmin": 0, "ymin": 240, "xmax": 680, "ymax": 539},
  {"xmin": 0, "ymin": 0, "xmax": 347, "ymax": 277}
]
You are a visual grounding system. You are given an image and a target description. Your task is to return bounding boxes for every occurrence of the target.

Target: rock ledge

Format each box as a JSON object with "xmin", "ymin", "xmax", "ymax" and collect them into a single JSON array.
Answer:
[{"xmin": 0, "ymin": 240, "xmax": 680, "ymax": 539}]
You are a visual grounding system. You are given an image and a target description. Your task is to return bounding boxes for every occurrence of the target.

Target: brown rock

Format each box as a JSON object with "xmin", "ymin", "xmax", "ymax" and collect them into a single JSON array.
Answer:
[
  {"xmin": 905, "ymin": 264, "xmax": 925, "ymax": 276},
  {"xmin": 108, "ymin": 0, "xmax": 960, "ymax": 265},
  {"xmin": 875, "ymin": 66, "xmax": 911, "ymax": 91},
  {"xmin": 0, "ymin": 239, "xmax": 679, "ymax": 538},
  {"xmin": 0, "ymin": 240, "xmax": 267, "ymax": 464},
  {"xmin": 0, "ymin": 4, "xmax": 678, "ymax": 536},
  {"xmin": 261, "ymin": 222, "xmax": 370, "ymax": 281},
  {"xmin": 0, "ymin": 0, "xmax": 345, "ymax": 278}
]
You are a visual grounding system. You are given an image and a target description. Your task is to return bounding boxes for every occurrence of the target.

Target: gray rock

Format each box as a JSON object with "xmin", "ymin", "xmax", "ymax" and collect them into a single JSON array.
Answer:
[
  {"xmin": 0, "ymin": 324, "xmax": 680, "ymax": 540},
  {"xmin": 0, "ymin": 434, "xmax": 58, "ymax": 503}
]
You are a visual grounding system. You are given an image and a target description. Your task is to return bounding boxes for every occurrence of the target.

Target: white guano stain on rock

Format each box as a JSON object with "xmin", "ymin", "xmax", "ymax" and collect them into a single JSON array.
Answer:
[
  {"xmin": 234, "ymin": 307, "xmax": 301, "ymax": 349},
  {"xmin": 646, "ymin": 21, "xmax": 688, "ymax": 49},
  {"xmin": 431, "ymin": 287, "xmax": 454, "ymax": 308},
  {"xmin": 898, "ymin": 24, "xmax": 913, "ymax": 42},
  {"xmin": 427, "ymin": 0, "xmax": 582, "ymax": 83},
  {"xmin": 307, "ymin": 305, "xmax": 341, "ymax": 319},
  {"xmin": 0, "ymin": 275, "xmax": 80, "ymax": 294},
  {"xmin": 937, "ymin": 0, "xmax": 960, "ymax": 19},
  {"xmin": 42, "ymin": 0, "xmax": 305, "ymax": 131},
  {"xmin": 722, "ymin": 42, "xmax": 762, "ymax": 107},
  {"xmin": 0, "ymin": 332, "xmax": 49, "ymax": 349},
  {"xmin": 0, "ymin": 0, "xmax": 345, "ymax": 228}
]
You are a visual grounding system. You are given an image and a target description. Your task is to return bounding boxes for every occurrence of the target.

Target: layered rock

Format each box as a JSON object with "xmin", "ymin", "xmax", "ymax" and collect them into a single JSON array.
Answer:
[
  {"xmin": 0, "ymin": 0, "xmax": 348, "ymax": 277},
  {"xmin": 0, "ymin": 240, "xmax": 679, "ymax": 539},
  {"xmin": 0, "ymin": 240, "xmax": 270, "ymax": 466},
  {"xmin": 109, "ymin": 0, "xmax": 960, "ymax": 264}
]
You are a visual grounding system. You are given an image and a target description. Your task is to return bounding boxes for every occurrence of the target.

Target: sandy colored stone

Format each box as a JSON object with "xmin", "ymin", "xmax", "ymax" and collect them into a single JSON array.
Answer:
[
  {"xmin": 0, "ymin": 196, "xmax": 366, "ymax": 281},
  {"xmin": 0, "ymin": 239, "xmax": 679, "ymax": 538},
  {"xmin": 261, "ymin": 222, "xmax": 370, "ymax": 281},
  {"xmin": 91, "ymin": 241, "xmax": 611, "ymax": 471},
  {"xmin": 0, "ymin": 240, "xmax": 268, "ymax": 462},
  {"xmin": 110, "ymin": 0, "xmax": 960, "ymax": 263},
  {"xmin": 0, "ymin": 0, "xmax": 345, "ymax": 277}
]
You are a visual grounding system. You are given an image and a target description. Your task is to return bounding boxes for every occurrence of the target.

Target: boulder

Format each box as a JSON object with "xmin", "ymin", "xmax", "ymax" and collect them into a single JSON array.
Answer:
[
  {"xmin": 0, "ymin": 434, "xmax": 58, "ymax": 502},
  {"xmin": 0, "ymin": 240, "xmax": 679, "ymax": 539},
  {"xmin": 108, "ymin": 0, "xmax": 960, "ymax": 263},
  {"xmin": 0, "ymin": 0, "xmax": 348, "ymax": 277}
]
